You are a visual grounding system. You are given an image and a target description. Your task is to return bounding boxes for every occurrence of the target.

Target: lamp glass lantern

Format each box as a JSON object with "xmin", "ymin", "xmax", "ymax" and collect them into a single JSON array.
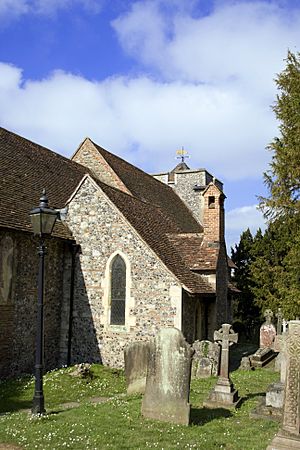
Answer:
[{"xmin": 29, "ymin": 190, "xmax": 58, "ymax": 236}]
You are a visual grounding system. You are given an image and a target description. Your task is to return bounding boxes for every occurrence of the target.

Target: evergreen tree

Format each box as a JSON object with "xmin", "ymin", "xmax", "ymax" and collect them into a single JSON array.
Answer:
[
  {"xmin": 256, "ymin": 50, "xmax": 300, "ymax": 318},
  {"xmin": 231, "ymin": 229, "xmax": 260, "ymax": 335},
  {"xmin": 250, "ymin": 219, "xmax": 289, "ymax": 315},
  {"xmin": 261, "ymin": 50, "xmax": 300, "ymax": 218}
]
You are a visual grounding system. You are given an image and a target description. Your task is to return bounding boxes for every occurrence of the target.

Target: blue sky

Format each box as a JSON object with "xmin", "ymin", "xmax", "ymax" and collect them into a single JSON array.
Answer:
[{"xmin": 0, "ymin": 0, "xmax": 299, "ymax": 249}]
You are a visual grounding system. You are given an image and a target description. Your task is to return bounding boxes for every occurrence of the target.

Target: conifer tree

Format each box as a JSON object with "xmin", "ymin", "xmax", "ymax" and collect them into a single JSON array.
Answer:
[
  {"xmin": 231, "ymin": 229, "xmax": 260, "ymax": 334},
  {"xmin": 257, "ymin": 51, "xmax": 300, "ymax": 317},
  {"xmin": 261, "ymin": 50, "xmax": 300, "ymax": 217}
]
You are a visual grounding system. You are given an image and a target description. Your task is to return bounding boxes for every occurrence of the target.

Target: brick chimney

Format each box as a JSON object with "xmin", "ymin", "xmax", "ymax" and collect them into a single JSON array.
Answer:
[{"xmin": 202, "ymin": 183, "xmax": 225, "ymax": 244}]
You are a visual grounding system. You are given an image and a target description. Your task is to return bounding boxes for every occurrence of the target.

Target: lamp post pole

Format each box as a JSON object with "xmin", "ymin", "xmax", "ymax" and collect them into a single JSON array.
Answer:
[
  {"xmin": 30, "ymin": 190, "xmax": 58, "ymax": 415},
  {"xmin": 32, "ymin": 237, "xmax": 46, "ymax": 414}
]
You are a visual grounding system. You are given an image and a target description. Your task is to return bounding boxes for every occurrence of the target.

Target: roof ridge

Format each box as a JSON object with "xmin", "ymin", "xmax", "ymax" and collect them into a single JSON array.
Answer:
[{"xmin": 91, "ymin": 139, "xmax": 180, "ymax": 194}]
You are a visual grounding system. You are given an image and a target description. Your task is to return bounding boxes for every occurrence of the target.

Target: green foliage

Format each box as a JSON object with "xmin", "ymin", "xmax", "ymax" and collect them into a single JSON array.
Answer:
[
  {"xmin": 261, "ymin": 50, "xmax": 300, "ymax": 218},
  {"xmin": 249, "ymin": 216, "xmax": 300, "ymax": 318},
  {"xmin": 250, "ymin": 50, "xmax": 300, "ymax": 318},
  {"xmin": 231, "ymin": 228, "xmax": 260, "ymax": 333},
  {"xmin": 0, "ymin": 364, "xmax": 279, "ymax": 450}
]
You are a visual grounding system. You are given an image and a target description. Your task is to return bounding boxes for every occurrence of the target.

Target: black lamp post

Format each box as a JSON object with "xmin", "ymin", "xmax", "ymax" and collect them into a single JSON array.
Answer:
[{"xmin": 29, "ymin": 189, "xmax": 58, "ymax": 415}]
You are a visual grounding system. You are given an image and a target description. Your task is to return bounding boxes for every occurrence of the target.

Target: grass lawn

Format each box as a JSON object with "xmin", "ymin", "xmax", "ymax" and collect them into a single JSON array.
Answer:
[{"xmin": 0, "ymin": 362, "xmax": 280, "ymax": 450}]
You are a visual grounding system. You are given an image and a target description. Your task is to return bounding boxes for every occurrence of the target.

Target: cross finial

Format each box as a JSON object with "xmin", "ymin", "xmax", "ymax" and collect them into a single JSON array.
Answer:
[{"xmin": 176, "ymin": 147, "xmax": 189, "ymax": 163}]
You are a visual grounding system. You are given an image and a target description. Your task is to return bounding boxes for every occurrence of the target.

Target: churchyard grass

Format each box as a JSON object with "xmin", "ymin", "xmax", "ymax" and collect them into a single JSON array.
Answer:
[{"xmin": 0, "ymin": 365, "xmax": 279, "ymax": 449}]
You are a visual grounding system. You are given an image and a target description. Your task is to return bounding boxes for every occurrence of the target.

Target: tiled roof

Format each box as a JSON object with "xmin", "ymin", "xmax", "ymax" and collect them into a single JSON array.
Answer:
[
  {"xmin": 0, "ymin": 127, "xmax": 87, "ymax": 239},
  {"xmin": 0, "ymin": 127, "xmax": 214, "ymax": 293},
  {"xmin": 91, "ymin": 141, "xmax": 202, "ymax": 234},
  {"xmin": 167, "ymin": 234, "xmax": 219, "ymax": 271},
  {"xmin": 97, "ymin": 180, "xmax": 215, "ymax": 294}
]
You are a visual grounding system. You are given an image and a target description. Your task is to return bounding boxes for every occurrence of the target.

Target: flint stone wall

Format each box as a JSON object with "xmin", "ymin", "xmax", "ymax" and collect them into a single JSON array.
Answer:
[
  {"xmin": 0, "ymin": 228, "xmax": 69, "ymax": 379},
  {"xmin": 65, "ymin": 177, "xmax": 183, "ymax": 368}
]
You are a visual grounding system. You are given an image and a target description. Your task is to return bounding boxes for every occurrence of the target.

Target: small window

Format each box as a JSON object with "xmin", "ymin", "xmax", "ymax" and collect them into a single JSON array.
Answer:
[
  {"xmin": 208, "ymin": 196, "xmax": 215, "ymax": 209},
  {"xmin": 110, "ymin": 255, "xmax": 126, "ymax": 325}
]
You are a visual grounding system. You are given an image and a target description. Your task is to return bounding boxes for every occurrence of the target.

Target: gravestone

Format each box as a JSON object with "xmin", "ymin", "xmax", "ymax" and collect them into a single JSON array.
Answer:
[
  {"xmin": 191, "ymin": 340, "xmax": 220, "ymax": 378},
  {"xmin": 0, "ymin": 236, "xmax": 15, "ymax": 304},
  {"xmin": 239, "ymin": 356, "xmax": 252, "ymax": 370},
  {"xmin": 260, "ymin": 309, "xmax": 276, "ymax": 349},
  {"xmin": 124, "ymin": 341, "xmax": 150, "ymax": 394},
  {"xmin": 141, "ymin": 328, "xmax": 192, "ymax": 425},
  {"xmin": 267, "ymin": 321, "xmax": 300, "ymax": 450},
  {"xmin": 276, "ymin": 308, "xmax": 283, "ymax": 335},
  {"xmin": 266, "ymin": 382, "xmax": 284, "ymax": 409},
  {"xmin": 204, "ymin": 324, "xmax": 240, "ymax": 409},
  {"xmin": 250, "ymin": 347, "xmax": 276, "ymax": 368}
]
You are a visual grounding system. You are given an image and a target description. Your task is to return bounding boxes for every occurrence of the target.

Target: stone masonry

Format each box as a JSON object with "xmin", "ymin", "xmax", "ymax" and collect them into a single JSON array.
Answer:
[
  {"xmin": 0, "ymin": 229, "xmax": 69, "ymax": 378},
  {"xmin": 65, "ymin": 177, "xmax": 183, "ymax": 368}
]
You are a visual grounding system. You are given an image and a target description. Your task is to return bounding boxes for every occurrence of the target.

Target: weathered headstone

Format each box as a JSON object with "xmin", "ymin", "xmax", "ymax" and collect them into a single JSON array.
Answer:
[
  {"xmin": 239, "ymin": 356, "xmax": 252, "ymax": 370},
  {"xmin": 0, "ymin": 236, "xmax": 15, "ymax": 304},
  {"xmin": 124, "ymin": 341, "xmax": 150, "ymax": 395},
  {"xmin": 267, "ymin": 321, "xmax": 300, "ymax": 450},
  {"xmin": 276, "ymin": 308, "xmax": 283, "ymax": 335},
  {"xmin": 141, "ymin": 328, "xmax": 192, "ymax": 425},
  {"xmin": 260, "ymin": 309, "xmax": 276, "ymax": 349},
  {"xmin": 250, "ymin": 347, "xmax": 276, "ymax": 368},
  {"xmin": 266, "ymin": 382, "xmax": 284, "ymax": 409},
  {"xmin": 204, "ymin": 324, "xmax": 240, "ymax": 408},
  {"xmin": 192, "ymin": 340, "xmax": 220, "ymax": 378}
]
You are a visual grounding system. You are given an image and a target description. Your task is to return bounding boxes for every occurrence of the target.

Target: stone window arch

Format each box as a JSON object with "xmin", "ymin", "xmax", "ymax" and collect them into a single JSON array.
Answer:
[{"xmin": 110, "ymin": 254, "xmax": 126, "ymax": 325}]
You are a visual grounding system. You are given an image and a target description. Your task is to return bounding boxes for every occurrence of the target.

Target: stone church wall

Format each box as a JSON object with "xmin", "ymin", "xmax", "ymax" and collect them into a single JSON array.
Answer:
[
  {"xmin": 65, "ymin": 177, "xmax": 183, "ymax": 368},
  {"xmin": 173, "ymin": 171, "xmax": 207, "ymax": 223},
  {"xmin": 0, "ymin": 228, "xmax": 68, "ymax": 379}
]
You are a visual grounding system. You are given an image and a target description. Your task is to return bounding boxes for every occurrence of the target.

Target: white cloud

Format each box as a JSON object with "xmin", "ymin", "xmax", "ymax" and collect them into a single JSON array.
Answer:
[
  {"xmin": 226, "ymin": 204, "xmax": 267, "ymax": 250},
  {"xmin": 1, "ymin": 1, "xmax": 300, "ymax": 182},
  {"xmin": 112, "ymin": 1, "xmax": 300, "ymax": 93},
  {"xmin": 0, "ymin": 0, "xmax": 103, "ymax": 18},
  {"xmin": 0, "ymin": 0, "xmax": 28, "ymax": 18},
  {"xmin": 0, "ymin": 62, "xmax": 276, "ymax": 179}
]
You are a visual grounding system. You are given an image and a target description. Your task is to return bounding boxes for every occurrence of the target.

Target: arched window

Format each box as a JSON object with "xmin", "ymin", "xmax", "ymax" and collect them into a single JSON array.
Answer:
[{"xmin": 110, "ymin": 255, "xmax": 126, "ymax": 325}]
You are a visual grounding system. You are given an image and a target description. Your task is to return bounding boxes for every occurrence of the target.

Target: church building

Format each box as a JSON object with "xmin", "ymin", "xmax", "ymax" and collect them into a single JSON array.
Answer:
[{"xmin": 0, "ymin": 127, "xmax": 235, "ymax": 378}]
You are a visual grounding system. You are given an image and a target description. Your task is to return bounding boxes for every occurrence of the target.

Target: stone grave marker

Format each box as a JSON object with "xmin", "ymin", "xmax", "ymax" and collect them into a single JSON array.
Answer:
[
  {"xmin": 250, "ymin": 347, "xmax": 276, "ymax": 368},
  {"xmin": 276, "ymin": 308, "xmax": 283, "ymax": 335},
  {"xmin": 267, "ymin": 320, "xmax": 300, "ymax": 449},
  {"xmin": 191, "ymin": 340, "xmax": 220, "ymax": 378},
  {"xmin": 124, "ymin": 341, "xmax": 150, "ymax": 395},
  {"xmin": 239, "ymin": 356, "xmax": 252, "ymax": 370},
  {"xmin": 204, "ymin": 323, "xmax": 240, "ymax": 409},
  {"xmin": 260, "ymin": 309, "xmax": 276, "ymax": 349},
  {"xmin": 141, "ymin": 328, "xmax": 193, "ymax": 425}
]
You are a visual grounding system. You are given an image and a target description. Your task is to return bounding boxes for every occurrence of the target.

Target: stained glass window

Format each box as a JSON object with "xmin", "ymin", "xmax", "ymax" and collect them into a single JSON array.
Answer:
[{"xmin": 110, "ymin": 255, "xmax": 126, "ymax": 325}]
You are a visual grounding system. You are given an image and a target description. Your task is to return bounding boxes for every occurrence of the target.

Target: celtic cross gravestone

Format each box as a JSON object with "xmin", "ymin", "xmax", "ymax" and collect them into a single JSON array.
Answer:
[{"xmin": 204, "ymin": 324, "xmax": 240, "ymax": 409}]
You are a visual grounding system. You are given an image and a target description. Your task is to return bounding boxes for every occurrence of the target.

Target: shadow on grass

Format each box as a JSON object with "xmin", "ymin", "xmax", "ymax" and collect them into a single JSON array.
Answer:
[
  {"xmin": 0, "ymin": 398, "xmax": 32, "ymax": 414},
  {"xmin": 190, "ymin": 407, "xmax": 232, "ymax": 425},
  {"xmin": 0, "ymin": 377, "xmax": 33, "ymax": 414},
  {"xmin": 238, "ymin": 391, "xmax": 266, "ymax": 408}
]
